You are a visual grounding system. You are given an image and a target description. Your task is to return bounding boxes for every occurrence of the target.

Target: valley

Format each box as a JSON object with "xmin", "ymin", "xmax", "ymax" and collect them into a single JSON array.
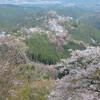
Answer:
[{"xmin": 0, "ymin": 3, "xmax": 100, "ymax": 100}]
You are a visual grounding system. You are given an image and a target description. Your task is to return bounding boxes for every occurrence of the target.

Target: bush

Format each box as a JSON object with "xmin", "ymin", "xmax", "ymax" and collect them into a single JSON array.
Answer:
[{"xmin": 16, "ymin": 79, "xmax": 55, "ymax": 100}]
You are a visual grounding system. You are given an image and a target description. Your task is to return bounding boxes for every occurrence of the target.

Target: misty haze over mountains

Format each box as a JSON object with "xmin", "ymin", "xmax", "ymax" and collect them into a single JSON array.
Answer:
[
  {"xmin": 0, "ymin": 0, "xmax": 100, "ymax": 11},
  {"xmin": 0, "ymin": 0, "xmax": 100, "ymax": 4}
]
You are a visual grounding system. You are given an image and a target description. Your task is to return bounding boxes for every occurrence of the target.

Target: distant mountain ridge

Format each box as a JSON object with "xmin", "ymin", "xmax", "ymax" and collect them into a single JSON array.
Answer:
[
  {"xmin": 1, "ymin": 0, "xmax": 100, "ymax": 4},
  {"xmin": 1, "ymin": 0, "xmax": 100, "ymax": 12}
]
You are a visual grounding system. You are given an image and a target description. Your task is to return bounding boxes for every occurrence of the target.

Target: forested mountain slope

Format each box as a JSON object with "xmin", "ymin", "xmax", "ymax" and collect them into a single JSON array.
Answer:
[
  {"xmin": 78, "ymin": 12, "xmax": 100, "ymax": 30},
  {"xmin": 60, "ymin": 20, "xmax": 100, "ymax": 44}
]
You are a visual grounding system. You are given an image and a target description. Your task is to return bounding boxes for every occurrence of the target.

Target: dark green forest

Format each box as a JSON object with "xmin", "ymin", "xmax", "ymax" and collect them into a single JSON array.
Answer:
[{"xmin": 24, "ymin": 33, "xmax": 84, "ymax": 65}]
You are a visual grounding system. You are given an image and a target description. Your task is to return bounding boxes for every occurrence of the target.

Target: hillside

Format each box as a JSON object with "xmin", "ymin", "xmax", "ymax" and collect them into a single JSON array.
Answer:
[
  {"xmin": 0, "ymin": 5, "xmax": 90, "ymax": 31},
  {"xmin": 52, "ymin": 7, "xmax": 89, "ymax": 19},
  {"xmin": 0, "ymin": 5, "xmax": 43, "ymax": 30},
  {"xmin": 0, "ymin": 37, "xmax": 100, "ymax": 100},
  {"xmin": 48, "ymin": 46, "xmax": 100, "ymax": 100},
  {"xmin": 24, "ymin": 33, "xmax": 84, "ymax": 65},
  {"xmin": 78, "ymin": 12, "xmax": 100, "ymax": 30},
  {"xmin": 0, "ymin": 19, "xmax": 19, "ymax": 31},
  {"xmin": 0, "ymin": 3, "xmax": 100, "ymax": 100},
  {"xmin": 60, "ymin": 20, "xmax": 100, "ymax": 45}
]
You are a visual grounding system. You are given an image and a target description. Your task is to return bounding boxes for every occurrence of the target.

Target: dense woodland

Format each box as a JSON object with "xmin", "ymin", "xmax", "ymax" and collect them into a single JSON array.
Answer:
[{"xmin": 24, "ymin": 33, "xmax": 84, "ymax": 65}]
